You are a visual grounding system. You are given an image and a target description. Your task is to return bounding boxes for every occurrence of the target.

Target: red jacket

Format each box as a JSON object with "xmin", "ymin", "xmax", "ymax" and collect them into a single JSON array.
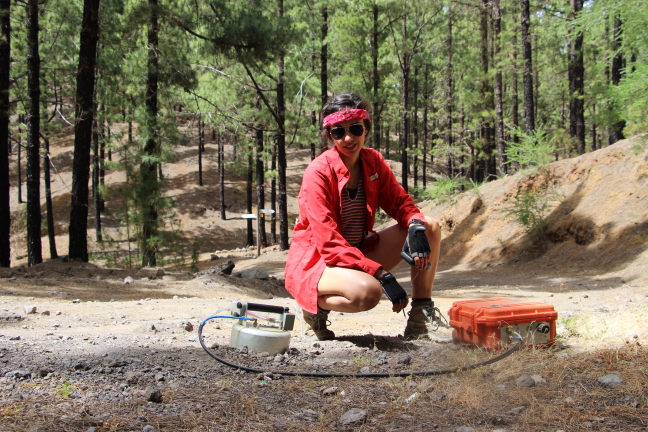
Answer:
[{"xmin": 284, "ymin": 147, "xmax": 425, "ymax": 313}]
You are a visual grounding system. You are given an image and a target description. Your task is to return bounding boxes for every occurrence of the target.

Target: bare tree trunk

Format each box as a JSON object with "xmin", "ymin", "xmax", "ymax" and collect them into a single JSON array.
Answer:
[
  {"xmin": 480, "ymin": 0, "xmax": 495, "ymax": 179},
  {"xmin": 41, "ymin": 133, "xmax": 57, "ymax": 259},
  {"xmin": 492, "ymin": 0, "xmax": 506, "ymax": 176},
  {"xmin": 511, "ymin": 31, "xmax": 520, "ymax": 143},
  {"xmin": 0, "ymin": 0, "xmax": 10, "ymax": 266},
  {"xmin": 198, "ymin": 116, "xmax": 203, "ymax": 186},
  {"xmin": 26, "ymin": 0, "xmax": 42, "ymax": 266},
  {"xmin": 255, "ymin": 127, "xmax": 267, "ymax": 248},
  {"xmin": 320, "ymin": 6, "xmax": 328, "ymax": 109},
  {"xmin": 141, "ymin": 0, "xmax": 159, "ymax": 267},
  {"xmin": 93, "ymin": 115, "xmax": 102, "ymax": 242},
  {"xmin": 18, "ymin": 124, "xmax": 22, "ymax": 203},
  {"xmin": 246, "ymin": 147, "xmax": 253, "ymax": 247},
  {"xmin": 219, "ymin": 131, "xmax": 226, "ymax": 220},
  {"xmin": 446, "ymin": 7, "xmax": 454, "ymax": 177},
  {"xmin": 276, "ymin": 0, "xmax": 289, "ymax": 250},
  {"xmin": 609, "ymin": 15, "xmax": 625, "ymax": 144},
  {"xmin": 568, "ymin": 0, "xmax": 585, "ymax": 153},
  {"xmin": 422, "ymin": 65, "xmax": 429, "ymax": 189},
  {"xmin": 270, "ymin": 144, "xmax": 277, "ymax": 244},
  {"xmin": 413, "ymin": 66, "xmax": 419, "ymax": 189},
  {"xmin": 372, "ymin": 3, "xmax": 381, "ymax": 151},
  {"xmin": 400, "ymin": 12, "xmax": 410, "ymax": 192},
  {"xmin": 520, "ymin": 0, "xmax": 535, "ymax": 133}
]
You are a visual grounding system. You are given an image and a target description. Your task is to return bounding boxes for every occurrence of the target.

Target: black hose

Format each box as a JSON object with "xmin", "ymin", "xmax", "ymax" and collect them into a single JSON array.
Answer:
[{"xmin": 198, "ymin": 318, "xmax": 523, "ymax": 378}]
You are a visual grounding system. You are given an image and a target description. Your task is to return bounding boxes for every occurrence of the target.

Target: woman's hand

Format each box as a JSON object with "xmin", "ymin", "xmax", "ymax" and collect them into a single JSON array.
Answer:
[
  {"xmin": 403, "ymin": 223, "xmax": 432, "ymax": 271},
  {"xmin": 392, "ymin": 298, "xmax": 409, "ymax": 313}
]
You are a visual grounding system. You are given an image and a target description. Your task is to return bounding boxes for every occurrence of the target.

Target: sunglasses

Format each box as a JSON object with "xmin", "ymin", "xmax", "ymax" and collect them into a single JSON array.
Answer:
[{"xmin": 330, "ymin": 123, "xmax": 365, "ymax": 140}]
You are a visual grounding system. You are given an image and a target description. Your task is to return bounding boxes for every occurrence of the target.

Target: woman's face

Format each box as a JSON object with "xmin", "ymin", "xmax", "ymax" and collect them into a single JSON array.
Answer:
[{"xmin": 329, "ymin": 119, "xmax": 368, "ymax": 160}]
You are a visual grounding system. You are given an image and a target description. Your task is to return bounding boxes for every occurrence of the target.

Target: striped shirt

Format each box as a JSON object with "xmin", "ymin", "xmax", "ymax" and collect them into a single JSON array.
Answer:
[{"xmin": 341, "ymin": 175, "xmax": 367, "ymax": 247}]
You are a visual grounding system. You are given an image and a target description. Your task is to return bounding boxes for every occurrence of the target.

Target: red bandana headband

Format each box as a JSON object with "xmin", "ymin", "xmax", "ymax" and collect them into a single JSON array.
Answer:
[{"xmin": 322, "ymin": 109, "xmax": 370, "ymax": 128}]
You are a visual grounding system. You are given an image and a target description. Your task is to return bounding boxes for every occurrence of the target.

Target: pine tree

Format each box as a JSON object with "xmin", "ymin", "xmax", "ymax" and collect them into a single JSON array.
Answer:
[
  {"xmin": 25, "ymin": 0, "xmax": 42, "ymax": 266},
  {"xmin": 0, "ymin": 0, "xmax": 10, "ymax": 267},
  {"xmin": 69, "ymin": 0, "xmax": 100, "ymax": 262}
]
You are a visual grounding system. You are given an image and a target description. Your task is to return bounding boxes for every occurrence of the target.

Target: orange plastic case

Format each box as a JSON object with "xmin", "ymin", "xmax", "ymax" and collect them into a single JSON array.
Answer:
[{"xmin": 448, "ymin": 297, "xmax": 558, "ymax": 350}]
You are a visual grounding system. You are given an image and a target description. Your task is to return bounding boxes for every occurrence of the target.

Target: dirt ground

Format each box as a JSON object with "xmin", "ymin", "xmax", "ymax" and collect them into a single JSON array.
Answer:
[{"xmin": 1, "ymin": 129, "xmax": 647, "ymax": 431}]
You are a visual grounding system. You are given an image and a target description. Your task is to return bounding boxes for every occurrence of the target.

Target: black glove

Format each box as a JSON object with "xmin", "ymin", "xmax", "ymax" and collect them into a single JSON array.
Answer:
[
  {"xmin": 403, "ymin": 224, "xmax": 431, "ymax": 258},
  {"xmin": 378, "ymin": 272, "xmax": 408, "ymax": 305}
]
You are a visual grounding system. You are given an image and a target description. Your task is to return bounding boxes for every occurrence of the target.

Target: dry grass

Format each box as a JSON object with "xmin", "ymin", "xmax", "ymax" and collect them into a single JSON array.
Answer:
[{"xmin": 1, "ymin": 343, "xmax": 645, "ymax": 431}]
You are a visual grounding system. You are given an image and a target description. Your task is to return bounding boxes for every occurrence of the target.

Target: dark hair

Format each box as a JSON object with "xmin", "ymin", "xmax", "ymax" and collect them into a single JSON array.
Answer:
[{"xmin": 321, "ymin": 93, "xmax": 372, "ymax": 145}]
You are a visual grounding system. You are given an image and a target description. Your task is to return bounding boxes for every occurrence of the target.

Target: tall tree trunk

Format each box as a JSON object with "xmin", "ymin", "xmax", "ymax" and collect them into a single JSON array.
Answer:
[
  {"xmin": 141, "ymin": 0, "xmax": 159, "ymax": 267},
  {"xmin": 446, "ymin": 7, "xmax": 454, "ymax": 177},
  {"xmin": 42, "ymin": 133, "xmax": 57, "ymax": 259},
  {"xmin": 492, "ymin": 0, "xmax": 506, "ymax": 176},
  {"xmin": 0, "ymin": 0, "xmax": 10, "ymax": 266},
  {"xmin": 219, "ymin": 131, "xmax": 226, "ymax": 219},
  {"xmin": 520, "ymin": 0, "xmax": 535, "ymax": 133},
  {"xmin": 591, "ymin": 103, "xmax": 598, "ymax": 151},
  {"xmin": 422, "ymin": 65, "xmax": 429, "ymax": 189},
  {"xmin": 480, "ymin": 0, "xmax": 495, "ymax": 179},
  {"xmin": 400, "ymin": 12, "xmax": 409, "ymax": 192},
  {"xmin": 246, "ymin": 146, "xmax": 253, "ymax": 246},
  {"xmin": 255, "ymin": 127, "xmax": 267, "ymax": 248},
  {"xmin": 270, "ymin": 144, "xmax": 277, "ymax": 244},
  {"xmin": 26, "ymin": 0, "xmax": 42, "ymax": 266},
  {"xmin": 372, "ymin": 3, "xmax": 380, "ymax": 151},
  {"xmin": 320, "ymin": 6, "xmax": 328, "ymax": 109},
  {"xmin": 511, "ymin": 31, "xmax": 520, "ymax": 143},
  {"xmin": 413, "ymin": 66, "xmax": 419, "ymax": 189},
  {"xmin": 93, "ymin": 115, "xmax": 101, "ymax": 242},
  {"xmin": 18, "ymin": 124, "xmax": 22, "ymax": 203},
  {"xmin": 98, "ymin": 109, "xmax": 105, "ymax": 212},
  {"xmin": 568, "ymin": 0, "xmax": 585, "ymax": 153},
  {"xmin": 609, "ymin": 15, "xmax": 625, "ymax": 144},
  {"xmin": 198, "ymin": 116, "xmax": 203, "ymax": 186},
  {"xmin": 277, "ymin": 0, "xmax": 289, "ymax": 250}
]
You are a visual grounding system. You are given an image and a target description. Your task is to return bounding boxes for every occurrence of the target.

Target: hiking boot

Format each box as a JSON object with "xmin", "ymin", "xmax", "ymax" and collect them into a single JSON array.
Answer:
[
  {"xmin": 303, "ymin": 307, "xmax": 335, "ymax": 341},
  {"xmin": 404, "ymin": 300, "xmax": 434, "ymax": 340}
]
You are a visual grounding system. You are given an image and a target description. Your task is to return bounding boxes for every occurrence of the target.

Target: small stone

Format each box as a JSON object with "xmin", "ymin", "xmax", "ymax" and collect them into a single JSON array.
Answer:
[
  {"xmin": 506, "ymin": 406, "xmax": 526, "ymax": 415},
  {"xmin": 124, "ymin": 276, "xmax": 134, "ymax": 284},
  {"xmin": 154, "ymin": 373, "xmax": 165, "ymax": 382},
  {"xmin": 240, "ymin": 269, "xmax": 269, "ymax": 280},
  {"xmin": 273, "ymin": 419, "xmax": 287, "ymax": 428},
  {"xmin": 140, "ymin": 277, "xmax": 150, "ymax": 282},
  {"xmin": 72, "ymin": 299, "xmax": 81, "ymax": 304},
  {"xmin": 300, "ymin": 409, "xmax": 318, "ymax": 421},
  {"xmin": 5, "ymin": 370, "xmax": 31, "ymax": 380},
  {"xmin": 453, "ymin": 427, "xmax": 475, "ymax": 432},
  {"xmin": 41, "ymin": 310, "xmax": 50, "ymax": 316},
  {"xmin": 515, "ymin": 374, "xmax": 536, "ymax": 388},
  {"xmin": 85, "ymin": 428, "xmax": 97, "ymax": 432},
  {"xmin": 0, "ymin": 311, "xmax": 23, "ymax": 321},
  {"xmin": 598, "ymin": 374, "xmax": 625, "ymax": 389},
  {"xmin": 397, "ymin": 354, "xmax": 412, "ymax": 365},
  {"xmin": 339, "ymin": 408, "xmax": 367, "ymax": 425},
  {"xmin": 156, "ymin": 268, "xmax": 165, "ymax": 277},
  {"xmin": 145, "ymin": 388, "xmax": 163, "ymax": 403},
  {"xmin": 143, "ymin": 426, "xmax": 155, "ymax": 432},
  {"xmin": 23, "ymin": 306, "xmax": 37, "ymax": 314},
  {"xmin": 178, "ymin": 321, "xmax": 193, "ymax": 332},
  {"xmin": 210, "ymin": 254, "xmax": 219, "ymax": 261},
  {"xmin": 321, "ymin": 387, "xmax": 339, "ymax": 396},
  {"xmin": 531, "ymin": 374, "xmax": 546, "ymax": 385}
]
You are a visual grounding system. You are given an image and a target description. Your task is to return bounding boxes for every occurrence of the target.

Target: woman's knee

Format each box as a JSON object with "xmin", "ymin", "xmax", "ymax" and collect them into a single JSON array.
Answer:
[
  {"xmin": 350, "ymin": 280, "xmax": 382, "ymax": 311},
  {"xmin": 425, "ymin": 216, "xmax": 441, "ymax": 241}
]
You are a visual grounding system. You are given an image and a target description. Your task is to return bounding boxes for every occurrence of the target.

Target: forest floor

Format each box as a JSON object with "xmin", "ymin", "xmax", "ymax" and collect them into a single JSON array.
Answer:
[{"xmin": 1, "ymin": 129, "xmax": 647, "ymax": 431}]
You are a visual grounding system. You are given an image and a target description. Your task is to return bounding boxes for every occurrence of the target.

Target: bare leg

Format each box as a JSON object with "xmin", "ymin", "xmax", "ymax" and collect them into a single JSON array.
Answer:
[{"xmin": 317, "ymin": 216, "xmax": 441, "ymax": 313}]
